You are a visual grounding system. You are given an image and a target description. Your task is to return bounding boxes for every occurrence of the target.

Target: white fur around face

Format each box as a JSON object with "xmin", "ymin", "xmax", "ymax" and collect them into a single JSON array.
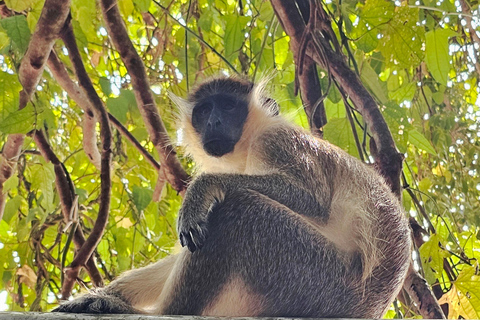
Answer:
[{"xmin": 174, "ymin": 80, "xmax": 284, "ymax": 175}]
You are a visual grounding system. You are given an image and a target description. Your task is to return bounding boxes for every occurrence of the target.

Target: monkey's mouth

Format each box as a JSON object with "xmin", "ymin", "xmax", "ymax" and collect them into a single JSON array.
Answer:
[{"xmin": 203, "ymin": 139, "xmax": 235, "ymax": 157}]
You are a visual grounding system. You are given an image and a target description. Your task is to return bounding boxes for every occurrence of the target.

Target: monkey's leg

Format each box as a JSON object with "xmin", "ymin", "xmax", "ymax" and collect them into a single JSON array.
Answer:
[
  {"xmin": 154, "ymin": 190, "xmax": 360, "ymax": 317},
  {"xmin": 53, "ymin": 254, "xmax": 177, "ymax": 313}
]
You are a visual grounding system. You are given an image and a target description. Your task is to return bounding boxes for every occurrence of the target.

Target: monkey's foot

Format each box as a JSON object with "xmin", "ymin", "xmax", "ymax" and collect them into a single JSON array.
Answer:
[{"xmin": 52, "ymin": 293, "xmax": 139, "ymax": 314}]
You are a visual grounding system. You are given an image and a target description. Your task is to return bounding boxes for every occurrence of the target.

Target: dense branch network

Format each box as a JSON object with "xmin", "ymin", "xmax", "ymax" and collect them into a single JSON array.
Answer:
[
  {"xmin": 270, "ymin": 0, "xmax": 445, "ymax": 319},
  {"xmin": 57, "ymin": 20, "xmax": 113, "ymax": 299},
  {"xmin": 32, "ymin": 130, "xmax": 104, "ymax": 288}
]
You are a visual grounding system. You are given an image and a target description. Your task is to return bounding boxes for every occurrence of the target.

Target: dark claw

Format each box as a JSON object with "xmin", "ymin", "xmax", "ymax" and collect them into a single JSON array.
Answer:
[
  {"xmin": 186, "ymin": 231, "xmax": 197, "ymax": 252},
  {"xmin": 179, "ymin": 232, "xmax": 187, "ymax": 248},
  {"xmin": 178, "ymin": 212, "xmax": 210, "ymax": 252},
  {"xmin": 179, "ymin": 225, "xmax": 208, "ymax": 252},
  {"xmin": 180, "ymin": 231, "xmax": 197, "ymax": 252}
]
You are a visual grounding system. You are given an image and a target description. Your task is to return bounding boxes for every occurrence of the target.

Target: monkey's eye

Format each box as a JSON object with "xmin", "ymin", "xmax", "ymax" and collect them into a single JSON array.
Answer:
[
  {"xmin": 194, "ymin": 103, "xmax": 212, "ymax": 117},
  {"xmin": 221, "ymin": 104, "xmax": 235, "ymax": 111}
]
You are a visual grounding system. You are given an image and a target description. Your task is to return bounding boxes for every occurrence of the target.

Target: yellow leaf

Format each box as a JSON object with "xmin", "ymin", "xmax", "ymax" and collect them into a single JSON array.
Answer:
[
  {"xmin": 16, "ymin": 265, "xmax": 37, "ymax": 289},
  {"xmin": 439, "ymin": 266, "xmax": 480, "ymax": 319},
  {"xmin": 432, "ymin": 163, "xmax": 444, "ymax": 176},
  {"xmin": 115, "ymin": 216, "xmax": 134, "ymax": 228}
]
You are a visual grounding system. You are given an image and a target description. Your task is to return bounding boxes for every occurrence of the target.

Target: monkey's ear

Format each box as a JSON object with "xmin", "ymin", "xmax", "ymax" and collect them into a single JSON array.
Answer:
[{"xmin": 168, "ymin": 92, "xmax": 192, "ymax": 117}]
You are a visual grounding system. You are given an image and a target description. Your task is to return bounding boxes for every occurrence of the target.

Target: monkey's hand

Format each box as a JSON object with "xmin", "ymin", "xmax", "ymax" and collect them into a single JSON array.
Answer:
[
  {"xmin": 178, "ymin": 176, "xmax": 223, "ymax": 252},
  {"xmin": 52, "ymin": 292, "xmax": 139, "ymax": 314},
  {"xmin": 177, "ymin": 203, "xmax": 210, "ymax": 253}
]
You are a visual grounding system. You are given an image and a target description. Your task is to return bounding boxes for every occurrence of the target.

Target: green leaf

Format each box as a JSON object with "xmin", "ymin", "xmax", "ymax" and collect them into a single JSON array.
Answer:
[
  {"xmin": 356, "ymin": 27, "xmax": 379, "ymax": 53},
  {"xmin": 134, "ymin": 0, "xmax": 151, "ymax": 12},
  {"xmin": 118, "ymin": 0, "xmax": 134, "ymax": 18},
  {"xmin": 0, "ymin": 71, "xmax": 21, "ymax": 117},
  {"xmin": 408, "ymin": 129, "xmax": 436, "ymax": 155},
  {"xmin": 107, "ymin": 89, "xmax": 136, "ymax": 123},
  {"xmin": 419, "ymin": 233, "xmax": 450, "ymax": 276},
  {"xmin": 3, "ymin": 195, "xmax": 22, "ymax": 223},
  {"xmin": 324, "ymin": 100, "xmax": 346, "ymax": 119},
  {"xmin": 3, "ymin": 175, "xmax": 18, "ymax": 194},
  {"xmin": 132, "ymin": 185, "xmax": 153, "ymax": 212},
  {"xmin": 29, "ymin": 161, "xmax": 55, "ymax": 212},
  {"xmin": 425, "ymin": 29, "xmax": 456, "ymax": 85},
  {"xmin": 99, "ymin": 77, "xmax": 112, "ymax": 97},
  {"xmin": 16, "ymin": 218, "xmax": 29, "ymax": 241},
  {"xmin": 4, "ymin": 0, "xmax": 38, "ymax": 11},
  {"xmin": 26, "ymin": 0, "xmax": 45, "ymax": 32},
  {"xmin": 389, "ymin": 82, "xmax": 416, "ymax": 103},
  {"xmin": 0, "ymin": 220, "xmax": 10, "ymax": 238},
  {"xmin": 0, "ymin": 103, "xmax": 37, "ymax": 134},
  {"xmin": 198, "ymin": 14, "xmax": 212, "ymax": 31},
  {"xmin": 72, "ymin": 0, "xmax": 97, "ymax": 38},
  {"xmin": 359, "ymin": 0, "xmax": 394, "ymax": 25},
  {"xmin": 0, "ymin": 16, "xmax": 31, "ymax": 55},
  {"xmin": 0, "ymin": 30, "xmax": 9, "ymax": 51},
  {"xmin": 360, "ymin": 59, "xmax": 388, "ymax": 104},
  {"xmin": 224, "ymin": 15, "xmax": 249, "ymax": 59},
  {"xmin": 443, "ymin": 266, "xmax": 480, "ymax": 319},
  {"xmin": 323, "ymin": 117, "xmax": 359, "ymax": 157},
  {"xmin": 378, "ymin": 6, "xmax": 423, "ymax": 69}
]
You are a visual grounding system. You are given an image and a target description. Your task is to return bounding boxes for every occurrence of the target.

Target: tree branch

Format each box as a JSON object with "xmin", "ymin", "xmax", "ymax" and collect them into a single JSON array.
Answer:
[
  {"xmin": 46, "ymin": 51, "xmax": 102, "ymax": 170},
  {"xmin": 0, "ymin": 0, "xmax": 72, "ymax": 221},
  {"xmin": 100, "ymin": 0, "xmax": 189, "ymax": 195},
  {"xmin": 47, "ymin": 51, "xmax": 161, "ymax": 171},
  {"xmin": 108, "ymin": 114, "xmax": 160, "ymax": 170},
  {"xmin": 60, "ymin": 20, "xmax": 112, "ymax": 299}
]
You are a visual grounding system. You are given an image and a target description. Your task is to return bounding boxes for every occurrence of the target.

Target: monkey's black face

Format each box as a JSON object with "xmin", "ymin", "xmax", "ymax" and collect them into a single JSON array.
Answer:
[{"xmin": 192, "ymin": 93, "xmax": 249, "ymax": 157}]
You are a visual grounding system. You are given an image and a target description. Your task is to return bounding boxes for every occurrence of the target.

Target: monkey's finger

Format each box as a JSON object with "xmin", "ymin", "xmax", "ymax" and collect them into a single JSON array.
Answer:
[
  {"xmin": 188, "ymin": 230, "xmax": 201, "ymax": 252},
  {"xmin": 179, "ymin": 233, "xmax": 187, "ymax": 247},
  {"xmin": 181, "ymin": 231, "xmax": 197, "ymax": 252},
  {"xmin": 191, "ymin": 223, "xmax": 208, "ymax": 249}
]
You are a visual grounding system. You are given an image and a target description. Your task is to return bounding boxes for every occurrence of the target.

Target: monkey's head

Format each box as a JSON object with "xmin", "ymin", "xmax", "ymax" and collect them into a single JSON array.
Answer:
[
  {"xmin": 173, "ymin": 76, "xmax": 280, "ymax": 172},
  {"xmin": 188, "ymin": 77, "xmax": 253, "ymax": 157}
]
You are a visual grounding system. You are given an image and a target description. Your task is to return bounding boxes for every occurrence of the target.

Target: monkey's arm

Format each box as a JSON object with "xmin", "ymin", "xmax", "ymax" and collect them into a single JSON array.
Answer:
[
  {"xmin": 178, "ymin": 173, "xmax": 330, "ymax": 252},
  {"xmin": 53, "ymin": 254, "xmax": 177, "ymax": 313}
]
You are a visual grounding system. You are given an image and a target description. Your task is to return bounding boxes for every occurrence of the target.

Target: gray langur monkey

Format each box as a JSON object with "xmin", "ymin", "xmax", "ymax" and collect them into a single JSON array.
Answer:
[{"xmin": 54, "ymin": 76, "xmax": 411, "ymax": 318}]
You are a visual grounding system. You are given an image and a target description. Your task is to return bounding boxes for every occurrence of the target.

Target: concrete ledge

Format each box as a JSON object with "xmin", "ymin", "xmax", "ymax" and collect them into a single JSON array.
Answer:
[{"xmin": 0, "ymin": 312, "xmax": 322, "ymax": 320}]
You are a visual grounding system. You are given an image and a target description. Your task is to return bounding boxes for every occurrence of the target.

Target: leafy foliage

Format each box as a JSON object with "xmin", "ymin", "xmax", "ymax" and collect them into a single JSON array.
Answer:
[{"xmin": 0, "ymin": 0, "xmax": 479, "ymax": 317}]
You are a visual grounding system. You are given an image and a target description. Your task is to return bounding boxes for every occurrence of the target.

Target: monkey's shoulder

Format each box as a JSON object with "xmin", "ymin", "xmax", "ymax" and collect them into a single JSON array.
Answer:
[{"xmin": 253, "ymin": 124, "xmax": 347, "ymax": 165}]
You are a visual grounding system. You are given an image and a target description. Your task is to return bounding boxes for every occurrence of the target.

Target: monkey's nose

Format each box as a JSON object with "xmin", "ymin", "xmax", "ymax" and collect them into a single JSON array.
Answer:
[{"xmin": 207, "ymin": 117, "xmax": 222, "ymax": 128}]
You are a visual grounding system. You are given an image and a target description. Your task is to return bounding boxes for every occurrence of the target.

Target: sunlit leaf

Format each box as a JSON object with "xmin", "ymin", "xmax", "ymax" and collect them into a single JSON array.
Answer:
[
  {"xmin": 360, "ymin": 59, "xmax": 388, "ymax": 104},
  {"xmin": 4, "ymin": 0, "xmax": 37, "ymax": 12},
  {"xmin": 132, "ymin": 185, "xmax": 153, "ymax": 213},
  {"xmin": 134, "ymin": 0, "xmax": 151, "ymax": 12},
  {"xmin": 407, "ymin": 129, "xmax": 436, "ymax": 155},
  {"xmin": 0, "ymin": 16, "xmax": 31, "ymax": 55},
  {"xmin": 0, "ymin": 103, "xmax": 36, "ymax": 134},
  {"xmin": 419, "ymin": 233, "xmax": 450, "ymax": 277},
  {"xmin": 438, "ymin": 266, "xmax": 480, "ymax": 319},
  {"xmin": 425, "ymin": 29, "xmax": 456, "ymax": 85},
  {"xmin": 0, "ymin": 30, "xmax": 9, "ymax": 51},
  {"xmin": 324, "ymin": 117, "xmax": 360, "ymax": 157},
  {"xmin": 224, "ymin": 15, "xmax": 249, "ymax": 59},
  {"xmin": 378, "ymin": 5, "xmax": 423, "ymax": 69}
]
